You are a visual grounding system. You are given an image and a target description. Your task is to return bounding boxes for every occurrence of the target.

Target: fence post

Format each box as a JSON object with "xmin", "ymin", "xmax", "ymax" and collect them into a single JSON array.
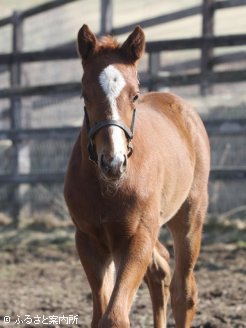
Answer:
[
  {"xmin": 10, "ymin": 11, "xmax": 23, "ymax": 226},
  {"xmin": 100, "ymin": 0, "xmax": 113, "ymax": 35},
  {"xmin": 200, "ymin": 0, "xmax": 215, "ymax": 95},
  {"xmin": 148, "ymin": 52, "xmax": 160, "ymax": 91}
]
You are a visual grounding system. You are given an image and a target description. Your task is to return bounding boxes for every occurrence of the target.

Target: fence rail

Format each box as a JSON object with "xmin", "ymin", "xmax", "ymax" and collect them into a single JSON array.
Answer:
[
  {"xmin": 0, "ymin": 0, "xmax": 80, "ymax": 27},
  {"xmin": 1, "ymin": 68, "xmax": 246, "ymax": 100},
  {"xmin": 111, "ymin": 5, "xmax": 202, "ymax": 35},
  {"xmin": 145, "ymin": 69, "xmax": 246, "ymax": 88},
  {"xmin": 0, "ymin": 34, "xmax": 245, "ymax": 65},
  {"xmin": 0, "ymin": 126, "xmax": 80, "ymax": 141},
  {"xmin": 1, "ymin": 118, "xmax": 246, "ymax": 142},
  {"xmin": 0, "ymin": 82, "xmax": 80, "ymax": 99},
  {"xmin": 161, "ymin": 50, "xmax": 246, "ymax": 72},
  {"xmin": 214, "ymin": 0, "xmax": 246, "ymax": 9}
]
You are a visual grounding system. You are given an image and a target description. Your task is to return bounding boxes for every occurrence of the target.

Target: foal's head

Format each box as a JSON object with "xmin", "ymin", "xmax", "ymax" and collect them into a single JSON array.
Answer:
[{"xmin": 78, "ymin": 25, "xmax": 145, "ymax": 181}]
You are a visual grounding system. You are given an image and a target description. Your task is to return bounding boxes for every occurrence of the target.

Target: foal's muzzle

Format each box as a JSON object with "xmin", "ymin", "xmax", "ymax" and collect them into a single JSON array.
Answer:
[{"xmin": 100, "ymin": 153, "xmax": 127, "ymax": 180}]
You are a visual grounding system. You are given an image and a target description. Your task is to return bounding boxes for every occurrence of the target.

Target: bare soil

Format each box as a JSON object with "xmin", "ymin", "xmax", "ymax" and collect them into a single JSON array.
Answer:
[{"xmin": 0, "ymin": 224, "xmax": 245, "ymax": 328}]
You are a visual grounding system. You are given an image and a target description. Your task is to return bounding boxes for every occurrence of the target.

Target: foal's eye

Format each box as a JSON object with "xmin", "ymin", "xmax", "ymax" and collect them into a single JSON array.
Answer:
[
  {"xmin": 132, "ymin": 94, "xmax": 139, "ymax": 103},
  {"xmin": 82, "ymin": 92, "xmax": 89, "ymax": 102}
]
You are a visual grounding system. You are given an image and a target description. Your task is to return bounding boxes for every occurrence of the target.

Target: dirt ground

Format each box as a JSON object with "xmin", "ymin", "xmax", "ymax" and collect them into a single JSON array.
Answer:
[{"xmin": 0, "ymin": 220, "xmax": 245, "ymax": 328}]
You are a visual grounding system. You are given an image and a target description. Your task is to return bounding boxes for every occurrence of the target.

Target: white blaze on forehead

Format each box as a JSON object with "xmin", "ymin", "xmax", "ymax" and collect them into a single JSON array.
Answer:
[
  {"xmin": 98, "ymin": 65, "xmax": 127, "ymax": 161},
  {"xmin": 99, "ymin": 65, "xmax": 126, "ymax": 120}
]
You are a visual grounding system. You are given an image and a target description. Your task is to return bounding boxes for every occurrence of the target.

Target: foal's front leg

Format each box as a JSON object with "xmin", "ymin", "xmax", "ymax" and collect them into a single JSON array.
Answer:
[
  {"xmin": 75, "ymin": 229, "xmax": 114, "ymax": 328},
  {"xmin": 99, "ymin": 224, "xmax": 154, "ymax": 328}
]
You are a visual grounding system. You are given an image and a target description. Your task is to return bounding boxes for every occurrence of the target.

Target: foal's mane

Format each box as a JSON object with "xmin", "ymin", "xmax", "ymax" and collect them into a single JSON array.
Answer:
[{"xmin": 97, "ymin": 36, "xmax": 120, "ymax": 54}]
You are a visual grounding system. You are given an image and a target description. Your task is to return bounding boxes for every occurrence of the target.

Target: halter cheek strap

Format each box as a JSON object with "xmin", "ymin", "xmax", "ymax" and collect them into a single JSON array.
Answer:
[{"xmin": 84, "ymin": 107, "xmax": 136, "ymax": 163}]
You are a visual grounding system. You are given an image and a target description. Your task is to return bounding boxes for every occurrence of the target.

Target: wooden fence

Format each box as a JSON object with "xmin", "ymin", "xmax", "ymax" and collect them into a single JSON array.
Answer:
[
  {"xmin": 0, "ymin": 0, "xmax": 246, "ymax": 189},
  {"xmin": 105, "ymin": 0, "xmax": 246, "ymax": 94}
]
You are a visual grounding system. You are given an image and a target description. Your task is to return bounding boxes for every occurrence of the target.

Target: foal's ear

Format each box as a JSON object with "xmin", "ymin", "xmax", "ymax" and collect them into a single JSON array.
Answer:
[
  {"xmin": 77, "ymin": 24, "xmax": 97, "ymax": 61},
  {"xmin": 121, "ymin": 26, "xmax": 145, "ymax": 63}
]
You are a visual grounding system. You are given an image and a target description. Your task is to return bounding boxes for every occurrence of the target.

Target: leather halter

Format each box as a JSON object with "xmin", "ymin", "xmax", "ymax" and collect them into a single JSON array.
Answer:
[{"xmin": 84, "ymin": 107, "xmax": 136, "ymax": 163}]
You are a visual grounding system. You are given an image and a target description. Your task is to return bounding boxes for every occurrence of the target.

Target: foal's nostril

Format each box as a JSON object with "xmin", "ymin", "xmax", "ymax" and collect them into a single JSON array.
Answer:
[
  {"xmin": 100, "ymin": 155, "xmax": 110, "ymax": 173},
  {"xmin": 121, "ymin": 155, "xmax": 127, "ymax": 172}
]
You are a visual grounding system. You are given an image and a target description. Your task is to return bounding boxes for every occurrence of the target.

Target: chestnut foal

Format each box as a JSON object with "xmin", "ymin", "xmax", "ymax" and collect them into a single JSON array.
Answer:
[{"xmin": 64, "ymin": 25, "xmax": 210, "ymax": 328}]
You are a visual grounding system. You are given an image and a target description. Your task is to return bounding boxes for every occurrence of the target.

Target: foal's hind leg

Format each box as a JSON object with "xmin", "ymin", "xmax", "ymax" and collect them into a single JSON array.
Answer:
[
  {"xmin": 144, "ymin": 241, "xmax": 171, "ymax": 328},
  {"xmin": 75, "ymin": 229, "xmax": 114, "ymax": 328},
  {"xmin": 167, "ymin": 192, "xmax": 208, "ymax": 328}
]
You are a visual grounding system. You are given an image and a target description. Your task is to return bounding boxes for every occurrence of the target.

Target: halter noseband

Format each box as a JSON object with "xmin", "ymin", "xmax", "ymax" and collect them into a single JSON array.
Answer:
[{"xmin": 84, "ymin": 107, "xmax": 136, "ymax": 163}]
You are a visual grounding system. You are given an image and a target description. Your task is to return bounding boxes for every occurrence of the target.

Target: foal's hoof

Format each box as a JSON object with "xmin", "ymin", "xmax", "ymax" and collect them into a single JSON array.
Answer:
[{"xmin": 99, "ymin": 316, "xmax": 130, "ymax": 328}]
